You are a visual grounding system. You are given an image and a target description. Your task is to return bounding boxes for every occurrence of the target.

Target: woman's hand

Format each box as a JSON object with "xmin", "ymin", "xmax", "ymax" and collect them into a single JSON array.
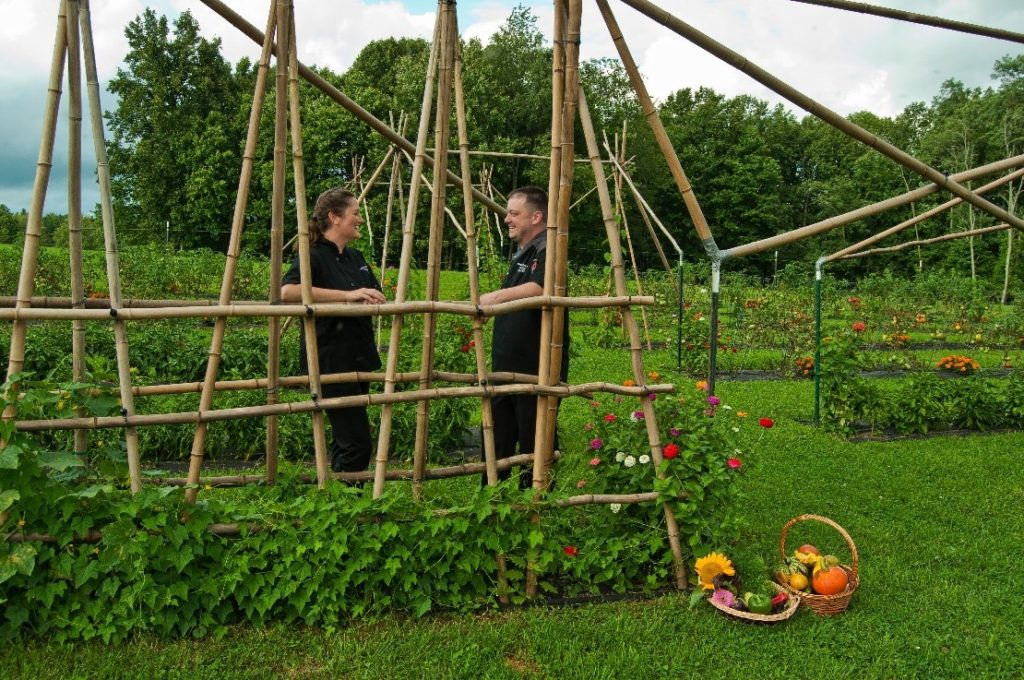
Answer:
[{"xmin": 346, "ymin": 288, "xmax": 386, "ymax": 304}]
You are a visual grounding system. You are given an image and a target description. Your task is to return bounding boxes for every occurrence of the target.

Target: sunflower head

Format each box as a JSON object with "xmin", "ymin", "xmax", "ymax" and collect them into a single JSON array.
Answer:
[{"xmin": 694, "ymin": 552, "xmax": 735, "ymax": 591}]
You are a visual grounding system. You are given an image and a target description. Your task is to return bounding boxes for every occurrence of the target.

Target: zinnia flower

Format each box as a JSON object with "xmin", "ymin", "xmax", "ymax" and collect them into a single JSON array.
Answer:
[
  {"xmin": 564, "ymin": 545, "xmax": 578, "ymax": 557},
  {"xmin": 710, "ymin": 589, "xmax": 735, "ymax": 607},
  {"xmin": 695, "ymin": 379, "xmax": 709, "ymax": 391},
  {"xmin": 727, "ymin": 457, "xmax": 742, "ymax": 469},
  {"xmin": 759, "ymin": 417, "xmax": 774, "ymax": 428},
  {"xmin": 694, "ymin": 552, "xmax": 735, "ymax": 590},
  {"xmin": 670, "ymin": 427, "xmax": 681, "ymax": 437},
  {"xmin": 624, "ymin": 455, "xmax": 637, "ymax": 468},
  {"xmin": 615, "ymin": 451, "xmax": 626, "ymax": 462},
  {"xmin": 663, "ymin": 443, "xmax": 679, "ymax": 459},
  {"xmin": 639, "ymin": 454, "xmax": 650, "ymax": 465},
  {"xmin": 630, "ymin": 410, "xmax": 645, "ymax": 421},
  {"xmin": 708, "ymin": 395, "xmax": 721, "ymax": 406},
  {"xmin": 583, "ymin": 422, "xmax": 594, "ymax": 431},
  {"xmin": 590, "ymin": 438, "xmax": 603, "ymax": 450},
  {"xmin": 589, "ymin": 456, "xmax": 601, "ymax": 466},
  {"xmin": 737, "ymin": 411, "xmax": 748, "ymax": 418},
  {"xmin": 576, "ymin": 479, "xmax": 586, "ymax": 489},
  {"xmin": 623, "ymin": 378, "xmax": 636, "ymax": 387},
  {"xmin": 604, "ymin": 413, "xmax": 617, "ymax": 423},
  {"xmin": 610, "ymin": 503, "xmax": 622, "ymax": 514},
  {"xmin": 852, "ymin": 321, "xmax": 866, "ymax": 333}
]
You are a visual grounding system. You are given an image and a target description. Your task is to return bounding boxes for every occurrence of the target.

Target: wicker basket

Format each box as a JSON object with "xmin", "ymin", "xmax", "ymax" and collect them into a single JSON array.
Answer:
[
  {"xmin": 707, "ymin": 582, "xmax": 799, "ymax": 624},
  {"xmin": 777, "ymin": 514, "xmax": 859, "ymax": 616}
]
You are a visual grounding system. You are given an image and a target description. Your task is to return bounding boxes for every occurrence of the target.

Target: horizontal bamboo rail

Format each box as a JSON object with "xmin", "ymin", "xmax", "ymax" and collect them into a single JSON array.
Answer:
[
  {"xmin": 153, "ymin": 451, "xmax": 545, "ymax": 486},
  {"xmin": 424, "ymin": 147, "xmax": 611, "ymax": 163},
  {"xmin": 14, "ymin": 381, "xmax": 675, "ymax": 432},
  {"xmin": 789, "ymin": 0, "xmax": 1024, "ymax": 45},
  {"xmin": 0, "ymin": 295, "xmax": 654, "ymax": 322},
  {"xmin": 132, "ymin": 370, "xmax": 541, "ymax": 397},
  {"xmin": 722, "ymin": 153, "xmax": 1024, "ymax": 259},
  {"xmin": 197, "ymin": 0, "xmax": 506, "ymax": 218},
  {"xmin": 822, "ymin": 166, "xmax": 1024, "ymax": 263},
  {"xmin": 838, "ymin": 223, "xmax": 1011, "ymax": 259},
  {"xmin": 5, "ymin": 490, "xmax": 673, "ymax": 544},
  {"xmin": 0, "ymin": 296, "xmax": 265, "ymax": 309}
]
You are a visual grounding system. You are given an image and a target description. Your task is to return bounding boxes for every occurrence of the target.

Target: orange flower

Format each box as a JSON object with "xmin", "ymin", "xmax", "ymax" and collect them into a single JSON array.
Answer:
[
  {"xmin": 623, "ymin": 378, "xmax": 636, "ymax": 387},
  {"xmin": 695, "ymin": 379, "xmax": 708, "ymax": 391}
]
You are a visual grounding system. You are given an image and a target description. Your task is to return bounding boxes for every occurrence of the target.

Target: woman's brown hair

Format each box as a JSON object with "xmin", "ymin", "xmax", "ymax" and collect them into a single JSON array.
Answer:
[{"xmin": 309, "ymin": 187, "xmax": 356, "ymax": 242}]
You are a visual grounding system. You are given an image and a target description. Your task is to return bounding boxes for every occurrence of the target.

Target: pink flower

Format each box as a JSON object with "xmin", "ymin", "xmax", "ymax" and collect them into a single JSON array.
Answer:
[
  {"xmin": 604, "ymin": 413, "xmax": 617, "ymax": 423},
  {"xmin": 648, "ymin": 393, "xmax": 657, "ymax": 401},
  {"xmin": 727, "ymin": 457, "xmax": 742, "ymax": 469},
  {"xmin": 576, "ymin": 479, "xmax": 586, "ymax": 489},
  {"xmin": 669, "ymin": 428, "xmax": 681, "ymax": 437},
  {"xmin": 663, "ymin": 443, "xmax": 679, "ymax": 459},
  {"xmin": 707, "ymin": 395, "xmax": 721, "ymax": 406},
  {"xmin": 564, "ymin": 545, "xmax": 578, "ymax": 557},
  {"xmin": 583, "ymin": 422, "xmax": 594, "ymax": 431},
  {"xmin": 589, "ymin": 456, "xmax": 601, "ymax": 466},
  {"xmin": 632, "ymin": 410, "xmax": 645, "ymax": 421},
  {"xmin": 590, "ymin": 438, "xmax": 603, "ymax": 450},
  {"xmin": 710, "ymin": 589, "xmax": 735, "ymax": 607},
  {"xmin": 758, "ymin": 418, "xmax": 774, "ymax": 429},
  {"xmin": 704, "ymin": 408, "xmax": 716, "ymax": 417}
]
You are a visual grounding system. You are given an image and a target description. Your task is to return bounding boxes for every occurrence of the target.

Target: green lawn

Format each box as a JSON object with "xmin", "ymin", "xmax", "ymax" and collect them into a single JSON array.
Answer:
[{"xmin": 4, "ymin": 373, "xmax": 1023, "ymax": 679}]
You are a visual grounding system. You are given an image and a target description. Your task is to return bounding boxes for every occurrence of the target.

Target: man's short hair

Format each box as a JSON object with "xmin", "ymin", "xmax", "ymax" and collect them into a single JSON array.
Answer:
[{"xmin": 509, "ymin": 186, "xmax": 548, "ymax": 222}]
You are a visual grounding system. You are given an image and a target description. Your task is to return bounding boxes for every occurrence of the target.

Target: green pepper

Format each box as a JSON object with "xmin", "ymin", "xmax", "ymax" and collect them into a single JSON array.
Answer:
[{"xmin": 744, "ymin": 592, "xmax": 772, "ymax": 615}]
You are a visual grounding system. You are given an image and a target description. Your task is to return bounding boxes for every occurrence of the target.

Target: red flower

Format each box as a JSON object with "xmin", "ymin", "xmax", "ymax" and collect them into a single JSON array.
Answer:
[
  {"xmin": 663, "ymin": 443, "xmax": 679, "ymax": 459},
  {"xmin": 460, "ymin": 344, "xmax": 470, "ymax": 353},
  {"xmin": 727, "ymin": 457, "xmax": 742, "ymax": 469},
  {"xmin": 604, "ymin": 413, "xmax": 617, "ymax": 423},
  {"xmin": 758, "ymin": 417, "xmax": 774, "ymax": 429},
  {"xmin": 852, "ymin": 321, "xmax": 866, "ymax": 333},
  {"xmin": 564, "ymin": 545, "xmax": 578, "ymax": 557}
]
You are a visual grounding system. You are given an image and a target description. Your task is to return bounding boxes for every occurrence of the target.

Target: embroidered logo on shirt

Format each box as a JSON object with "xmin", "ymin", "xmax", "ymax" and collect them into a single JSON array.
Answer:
[{"xmin": 515, "ymin": 262, "xmax": 528, "ymax": 274}]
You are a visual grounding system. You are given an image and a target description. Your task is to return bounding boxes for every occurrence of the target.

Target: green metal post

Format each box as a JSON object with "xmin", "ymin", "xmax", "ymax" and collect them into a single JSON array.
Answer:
[{"xmin": 676, "ymin": 251, "xmax": 684, "ymax": 370}]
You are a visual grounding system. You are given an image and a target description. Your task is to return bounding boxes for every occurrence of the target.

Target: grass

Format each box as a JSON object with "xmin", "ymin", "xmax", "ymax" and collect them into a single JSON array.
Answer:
[{"xmin": 4, "ymin": 373, "xmax": 1024, "ymax": 678}]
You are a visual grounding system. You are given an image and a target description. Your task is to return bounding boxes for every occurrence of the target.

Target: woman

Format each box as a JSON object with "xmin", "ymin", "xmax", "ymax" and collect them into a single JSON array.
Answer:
[{"xmin": 281, "ymin": 187, "xmax": 385, "ymax": 473}]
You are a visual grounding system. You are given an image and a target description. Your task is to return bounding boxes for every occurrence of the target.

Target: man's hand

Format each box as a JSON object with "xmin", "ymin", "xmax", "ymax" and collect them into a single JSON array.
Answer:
[{"xmin": 347, "ymin": 288, "xmax": 387, "ymax": 304}]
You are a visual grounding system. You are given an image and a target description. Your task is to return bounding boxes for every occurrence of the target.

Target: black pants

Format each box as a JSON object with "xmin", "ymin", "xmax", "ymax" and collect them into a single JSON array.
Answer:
[
  {"xmin": 322, "ymin": 380, "xmax": 372, "ymax": 473},
  {"xmin": 487, "ymin": 393, "xmax": 559, "ymax": 489}
]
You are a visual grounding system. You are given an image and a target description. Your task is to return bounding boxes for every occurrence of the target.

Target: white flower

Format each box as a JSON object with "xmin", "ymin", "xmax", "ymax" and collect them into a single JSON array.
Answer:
[
  {"xmin": 615, "ymin": 451, "xmax": 626, "ymax": 462},
  {"xmin": 731, "ymin": 427, "xmax": 740, "ymax": 433},
  {"xmin": 734, "ymin": 448, "xmax": 743, "ymax": 455},
  {"xmin": 639, "ymin": 454, "xmax": 650, "ymax": 465},
  {"xmin": 722, "ymin": 404, "xmax": 733, "ymax": 411},
  {"xmin": 624, "ymin": 455, "xmax": 637, "ymax": 468},
  {"xmin": 610, "ymin": 503, "xmax": 622, "ymax": 514}
]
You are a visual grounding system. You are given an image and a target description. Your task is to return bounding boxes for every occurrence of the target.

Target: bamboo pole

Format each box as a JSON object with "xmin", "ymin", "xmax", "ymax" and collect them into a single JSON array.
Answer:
[
  {"xmin": 838, "ymin": 223, "xmax": 1011, "ymax": 259},
  {"xmin": 80, "ymin": 0, "xmax": 143, "ymax": 492},
  {"xmin": 451, "ymin": 14, "xmax": 510, "ymax": 601},
  {"xmin": 282, "ymin": 5, "xmax": 331, "ymax": 489},
  {"xmin": 424, "ymin": 148, "xmax": 610, "ymax": 163},
  {"xmin": 615, "ymin": 0, "xmax": 1024, "ymax": 245},
  {"xmin": 823, "ymin": 166, "xmax": 1024, "ymax": 263},
  {"xmin": 789, "ymin": 0, "xmax": 1024, "ymax": 45},
  {"xmin": 595, "ymin": 0, "xmax": 716, "ymax": 251},
  {"xmin": 577, "ymin": 86, "xmax": 688, "ymax": 589},
  {"xmin": 0, "ymin": 297, "xmax": 270, "ymax": 309},
  {"xmin": 266, "ymin": 0, "xmax": 287, "ymax": 487},
  {"xmin": 65, "ymin": 0, "xmax": 89, "ymax": 456},
  {"xmin": 2, "ymin": 2, "xmax": 67, "ymax": 430},
  {"xmin": 184, "ymin": 2, "xmax": 279, "ymax": 504},
  {"xmin": 414, "ymin": 0, "xmax": 457, "ymax": 499},
  {"xmin": 607, "ymin": 132, "xmax": 652, "ymax": 350},
  {"xmin": 376, "ymin": 116, "xmax": 403, "ymax": 347},
  {"xmin": 372, "ymin": 9, "xmax": 443, "ymax": 499},
  {"xmin": 197, "ymin": 0, "xmax": 505, "ymax": 218},
  {"xmin": 16, "ymin": 381, "xmax": 674, "ymax": 433},
  {"xmin": 0, "ymin": 295, "xmax": 652, "ymax": 323}
]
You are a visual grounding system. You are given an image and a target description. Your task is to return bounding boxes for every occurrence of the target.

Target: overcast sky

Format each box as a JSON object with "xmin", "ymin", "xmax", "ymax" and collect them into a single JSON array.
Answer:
[{"xmin": 1, "ymin": 0, "xmax": 1021, "ymax": 214}]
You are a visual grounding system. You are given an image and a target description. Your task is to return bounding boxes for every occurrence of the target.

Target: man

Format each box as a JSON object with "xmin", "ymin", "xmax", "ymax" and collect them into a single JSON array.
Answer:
[{"xmin": 479, "ymin": 186, "xmax": 569, "ymax": 488}]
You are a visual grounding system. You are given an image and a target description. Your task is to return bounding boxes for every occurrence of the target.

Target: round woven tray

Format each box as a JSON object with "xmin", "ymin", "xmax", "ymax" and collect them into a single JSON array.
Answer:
[
  {"xmin": 707, "ymin": 582, "xmax": 799, "ymax": 624},
  {"xmin": 777, "ymin": 514, "xmax": 859, "ymax": 616}
]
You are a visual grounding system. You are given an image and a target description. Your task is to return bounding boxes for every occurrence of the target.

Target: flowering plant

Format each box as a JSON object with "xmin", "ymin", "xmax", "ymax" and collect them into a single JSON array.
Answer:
[{"xmin": 937, "ymin": 354, "xmax": 980, "ymax": 375}]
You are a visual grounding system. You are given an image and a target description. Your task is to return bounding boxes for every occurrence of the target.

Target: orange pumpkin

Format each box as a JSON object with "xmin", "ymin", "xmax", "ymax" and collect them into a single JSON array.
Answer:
[{"xmin": 812, "ymin": 563, "xmax": 849, "ymax": 595}]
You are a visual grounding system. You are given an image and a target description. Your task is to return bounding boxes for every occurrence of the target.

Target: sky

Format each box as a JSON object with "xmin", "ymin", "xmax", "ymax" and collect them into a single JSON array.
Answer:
[{"xmin": 1, "ymin": 0, "xmax": 1021, "ymax": 214}]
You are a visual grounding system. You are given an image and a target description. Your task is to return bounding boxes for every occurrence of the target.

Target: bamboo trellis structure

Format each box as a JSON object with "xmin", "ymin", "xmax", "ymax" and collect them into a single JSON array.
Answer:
[{"xmin": 5, "ymin": 0, "xmax": 1020, "ymax": 603}]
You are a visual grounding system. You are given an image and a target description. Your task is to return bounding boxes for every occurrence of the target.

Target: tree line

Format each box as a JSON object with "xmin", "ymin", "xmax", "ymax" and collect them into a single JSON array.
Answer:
[{"xmin": 2, "ymin": 6, "xmax": 1022, "ymax": 290}]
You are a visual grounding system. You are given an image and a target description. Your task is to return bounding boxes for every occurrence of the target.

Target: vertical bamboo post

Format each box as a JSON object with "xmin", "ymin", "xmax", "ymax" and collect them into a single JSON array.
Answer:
[
  {"xmin": 413, "ymin": 0, "xmax": 456, "ymax": 499},
  {"xmin": 2, "ymin": 2, "xmax": 67, "ymax": 426},
  {"xmin": 607, "ymin": 133, "xmax": 651, "ymax": 350},
  {"xmin": 266, "ymin": 0, "xmax": 289, "ymax": 485},
  {"xmin": 185, "ymin": 2, "xmax": 278, "ymax": 503},
  {"xmin": 80, "ymin": 0, "xmax": 143, "ymax": 491},
  {"xmin": 595, "ymin": 0, "xmax": 716, "ymax": 252},
  {"xmin": 452, "ymin": 15, "xmax": 509, "ymax": 602},
  {"xmin": 65, "ymin": 0, "xmax": 88, "ymax": 455},
  {"xmin": 578, "ymin": 86, "xmax": 687, "ymax": 590},
  {"xmin": 376, "ymin": 121, "xmax": 402, "ymax": 347},
  {"xmin": 372, "ymin": 10, "xmax": 443, "ymax": 499},
  {"xmin": 285, "ymin": 5, "xmax": 331, "ymax": 487}
]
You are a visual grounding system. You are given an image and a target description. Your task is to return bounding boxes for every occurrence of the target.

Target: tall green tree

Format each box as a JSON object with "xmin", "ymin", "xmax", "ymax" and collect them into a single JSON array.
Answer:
[{"xmin": 106, "ymin": 9, "xmax": 250, "ymax": 250}]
